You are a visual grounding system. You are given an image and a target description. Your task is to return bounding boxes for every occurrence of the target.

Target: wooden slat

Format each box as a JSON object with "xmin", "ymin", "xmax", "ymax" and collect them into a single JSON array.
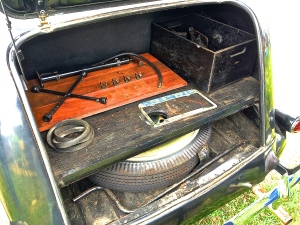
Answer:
[{"xmin": 26, "ymin": 53, "xmax": 187, "ymax": 131}]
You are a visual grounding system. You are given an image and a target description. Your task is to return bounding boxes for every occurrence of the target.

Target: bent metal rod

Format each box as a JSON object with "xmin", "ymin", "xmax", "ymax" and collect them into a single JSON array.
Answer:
[
  {"xmin": 31, "ymin": 86, "xmax": 107, "ymax": 104},
  {"xmin": 36, "ymin": 57, "xmax": 131, "ymax": 88},
  {"xmin": 37, "ymin": 53, "xmax": 163, "ymax": 88}
]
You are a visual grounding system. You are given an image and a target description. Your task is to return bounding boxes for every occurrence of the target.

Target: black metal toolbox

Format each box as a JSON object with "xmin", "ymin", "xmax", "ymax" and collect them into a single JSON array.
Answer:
[{"xmin": 151, "ymin": 14, "xmax": 257, "ymax": 93}]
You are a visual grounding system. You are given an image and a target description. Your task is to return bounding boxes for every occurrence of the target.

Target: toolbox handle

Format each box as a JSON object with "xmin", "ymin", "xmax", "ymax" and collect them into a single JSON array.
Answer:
[{"xmin": 230, "ymin": 47, "xmax": 246, "ymax": 57}]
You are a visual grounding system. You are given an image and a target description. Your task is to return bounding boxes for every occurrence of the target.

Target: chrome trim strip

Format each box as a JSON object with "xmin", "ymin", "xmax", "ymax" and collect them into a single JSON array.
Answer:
[
  {"xmin": 226, "ymin": 0, "xmax": 274, "ymax": 147},
  {"xmin": 6, "ymin": 42, "xmax": 70, "ymax": 225},
  {"xmin": 0, "ymin": 200, "xmax": 9, "ymax": 225}
]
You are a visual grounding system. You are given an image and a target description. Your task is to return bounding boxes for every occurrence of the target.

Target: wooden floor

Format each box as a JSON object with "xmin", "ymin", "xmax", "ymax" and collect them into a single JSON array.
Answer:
[
  {"xmin": 40, "ymin": 76, "xmax": 259, "ymax": 187},
  {"xmin": 26, "ymin": 53, "xmax": 187, "ymax": 131}
]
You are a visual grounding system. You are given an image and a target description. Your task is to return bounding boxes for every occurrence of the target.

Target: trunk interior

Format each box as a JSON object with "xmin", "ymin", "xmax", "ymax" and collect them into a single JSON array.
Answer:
[{"xmin": 15, "ymin": 3, "xmax": 262, "ymax": 224}]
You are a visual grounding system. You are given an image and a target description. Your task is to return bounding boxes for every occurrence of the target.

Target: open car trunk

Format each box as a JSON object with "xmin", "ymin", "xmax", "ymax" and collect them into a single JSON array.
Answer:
[{"xmin": 8, "ymin": 2, "xmax": 269, "ymax": 224}]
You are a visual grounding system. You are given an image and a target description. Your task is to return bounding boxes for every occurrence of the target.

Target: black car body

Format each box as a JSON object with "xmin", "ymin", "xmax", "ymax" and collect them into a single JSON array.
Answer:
[{"xmin": 0, "ymin": 0, "xmax": 299, "ymax": 224}]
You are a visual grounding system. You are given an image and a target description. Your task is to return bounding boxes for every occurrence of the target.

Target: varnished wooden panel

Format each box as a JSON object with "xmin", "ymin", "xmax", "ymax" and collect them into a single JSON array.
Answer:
[{"xmin": 26, "ymin": 53, "xmax": 187, "ymax": 131}]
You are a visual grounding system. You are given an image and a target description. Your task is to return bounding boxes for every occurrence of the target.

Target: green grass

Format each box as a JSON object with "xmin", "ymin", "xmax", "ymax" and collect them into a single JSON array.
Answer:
[
  {"xmin": 198, "ymin": 132, "xmax": 300, "ymax": 225},
  {"xmin": 199, "ymin": 183, "xmax": 300, "ymax": 225}
]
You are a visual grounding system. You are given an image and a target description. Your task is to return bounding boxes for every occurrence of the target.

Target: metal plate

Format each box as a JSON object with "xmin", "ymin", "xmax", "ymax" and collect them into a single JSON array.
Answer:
[{"xmin": 139, "ymin": 89, "xmax": 217, "ymax": 127}]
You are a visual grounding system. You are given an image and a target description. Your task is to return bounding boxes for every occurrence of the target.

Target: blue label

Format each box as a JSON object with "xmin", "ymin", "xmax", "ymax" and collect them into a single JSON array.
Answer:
[{"xmin": 140, "ymin": 90, "xmax": 196, "ymax": 107}]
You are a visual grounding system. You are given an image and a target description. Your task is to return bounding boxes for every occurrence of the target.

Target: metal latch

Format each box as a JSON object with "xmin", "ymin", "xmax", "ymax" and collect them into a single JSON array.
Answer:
[
  {"xmin": 37, "ymin": 0, "xmax": 49, "ymax": 26},
  {"xmin": 39, "ymin": 10, "xmax": 49, "ymax": 26}
]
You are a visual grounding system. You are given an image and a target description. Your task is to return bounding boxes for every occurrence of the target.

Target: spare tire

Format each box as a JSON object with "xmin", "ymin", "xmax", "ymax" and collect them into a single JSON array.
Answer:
[{"xmin": 89, "ymin": 124, "xmax": 211, "ymax": 192}]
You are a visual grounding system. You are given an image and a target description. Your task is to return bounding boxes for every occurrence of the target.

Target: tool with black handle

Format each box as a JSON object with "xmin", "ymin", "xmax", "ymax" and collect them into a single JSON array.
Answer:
[
  {"xmin": 43, "ymin": 71, "xmax": 87, "ymax": 122},
  {"xmin": 36, "ymin": 57, "xmax": 131, "ymax": 88},
  {"xmin": 31, "ymin": 86, "xmax": 107, "ymax": 104},
  {"xmin": 36, "ymin": 53, "xmax": 162, "ymax": 88}
]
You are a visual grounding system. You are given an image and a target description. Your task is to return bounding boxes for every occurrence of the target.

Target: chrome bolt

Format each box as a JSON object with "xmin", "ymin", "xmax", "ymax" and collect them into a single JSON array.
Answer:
[
  {"xmin": 112, "ymin": 78, "xmax": 119, "ymax": 86},
  {"xmin": 135, "ymin": 72, "xmax": 143, "ymax": 80},
  {"xmin": 123, "ymin": 75, "xmax": 131, "ymax": 83},
  {"xmin": 100, "ymin": 81, "xmax": 108, "ymax": 89}
]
